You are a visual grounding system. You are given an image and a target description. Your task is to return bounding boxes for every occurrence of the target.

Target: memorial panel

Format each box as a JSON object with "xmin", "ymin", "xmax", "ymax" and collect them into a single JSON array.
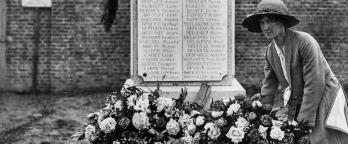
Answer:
[
  {"xmin": 137, "ymin": 0, "xmax": 227, "ymax": 81},
  {"xmin": 138, "ymin": 0, "xmax": 183, "ymax": 81}
]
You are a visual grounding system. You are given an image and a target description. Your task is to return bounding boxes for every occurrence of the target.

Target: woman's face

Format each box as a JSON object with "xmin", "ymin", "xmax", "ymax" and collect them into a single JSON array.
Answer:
[{"xmin": 259, "ymin": 16, "xmax": 284, "ymax": 39}]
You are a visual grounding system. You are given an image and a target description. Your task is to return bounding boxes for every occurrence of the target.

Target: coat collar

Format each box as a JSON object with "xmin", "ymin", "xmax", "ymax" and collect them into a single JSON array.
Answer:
[{"xmin": 271, "ymin": 29, "xmax": 293, "ymax": 86}]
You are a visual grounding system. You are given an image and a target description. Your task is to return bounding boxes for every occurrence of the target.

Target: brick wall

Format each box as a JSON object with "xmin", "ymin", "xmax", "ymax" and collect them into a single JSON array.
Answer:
[
  {"xmin": 6, "ymin": 0, "xmax": 130, "ymax": 93},
  {"xmin": 5, "ymin": 0, "xmax": 348, "ymax": 93}
]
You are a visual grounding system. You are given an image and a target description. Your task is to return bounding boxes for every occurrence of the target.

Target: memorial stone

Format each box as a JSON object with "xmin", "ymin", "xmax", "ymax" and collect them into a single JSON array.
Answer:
[{"xmin": 131, "ymin": 0, "xmax": 245, "ymax": 107}]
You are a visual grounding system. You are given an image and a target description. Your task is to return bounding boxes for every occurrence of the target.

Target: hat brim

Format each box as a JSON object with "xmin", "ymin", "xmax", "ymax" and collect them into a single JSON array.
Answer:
[{"xmin": 242, "ymin": 13, "xmax": 300, "ymax": 33}]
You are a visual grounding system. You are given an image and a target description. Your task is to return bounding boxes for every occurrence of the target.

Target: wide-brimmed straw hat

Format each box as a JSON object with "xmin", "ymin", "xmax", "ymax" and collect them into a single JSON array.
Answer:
[{"xmin": 242, "ymin": 0, "xmax": 299, "ymax": 33}]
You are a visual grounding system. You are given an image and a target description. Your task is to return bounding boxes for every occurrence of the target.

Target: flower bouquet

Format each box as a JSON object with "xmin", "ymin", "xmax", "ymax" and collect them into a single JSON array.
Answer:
[{"xmin": 72, "ymin": 79, "xmax": 311, "ymax": 144}]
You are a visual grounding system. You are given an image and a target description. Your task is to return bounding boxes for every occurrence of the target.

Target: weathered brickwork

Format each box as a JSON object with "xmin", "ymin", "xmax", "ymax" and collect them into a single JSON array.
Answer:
[
  {"xmin": 5, "ymin": 0, "xmax": 348, "ymax": 93},
  {"xmin": 6, "ymin": 0, "xmax": 130, "ymax": 93}
]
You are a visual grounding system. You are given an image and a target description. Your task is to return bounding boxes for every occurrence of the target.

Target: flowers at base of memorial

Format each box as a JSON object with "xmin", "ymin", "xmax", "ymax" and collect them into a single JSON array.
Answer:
[{"xmin": 72, "ymin": 79, "xmax": 311, "ymax": 144}]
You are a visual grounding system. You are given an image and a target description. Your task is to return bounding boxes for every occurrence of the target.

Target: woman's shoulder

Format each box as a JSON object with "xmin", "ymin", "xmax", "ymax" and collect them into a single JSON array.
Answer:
[
  {"xmin": 289, "ymin": 29, "xmax": 318, "ymax": 45},
  {"xmin": 290, "ymin": 29, "xmax": 314, "ymax": 41}
]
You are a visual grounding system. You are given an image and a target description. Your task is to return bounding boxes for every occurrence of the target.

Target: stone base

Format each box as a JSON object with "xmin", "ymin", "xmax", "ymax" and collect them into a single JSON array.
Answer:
[{"xmin": 138, "ymin": 78, "xmax": 245, "ymax": 109}]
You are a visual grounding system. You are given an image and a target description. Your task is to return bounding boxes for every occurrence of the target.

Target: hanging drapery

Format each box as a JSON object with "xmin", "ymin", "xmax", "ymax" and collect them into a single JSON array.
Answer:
[{"xmin": 100, "ymin": 0, "xmax": 118, "ymax": 32}]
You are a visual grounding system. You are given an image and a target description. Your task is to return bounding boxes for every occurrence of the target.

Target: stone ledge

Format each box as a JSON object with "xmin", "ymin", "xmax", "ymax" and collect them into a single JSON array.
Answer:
[{"xmin": 138, "ymin": 78, "xmax": 245, "ymax": 109}]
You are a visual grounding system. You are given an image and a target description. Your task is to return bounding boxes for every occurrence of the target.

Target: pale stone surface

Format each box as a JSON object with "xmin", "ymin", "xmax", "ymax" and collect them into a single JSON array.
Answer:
[
  {"xmin": 131, "ymin": 0, "xmax": 245, "ymax": 104},
  {"xmin": 138, "ymin": 78, "xmax": 245, "ymax": 109},
  {"xmin": 137, "ymin": 0, "xmax": 228, "ymax": 81}
]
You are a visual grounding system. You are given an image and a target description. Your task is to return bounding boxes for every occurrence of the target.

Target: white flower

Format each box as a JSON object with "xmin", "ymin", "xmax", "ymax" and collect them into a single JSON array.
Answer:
[
  {"xmin": 193, "ymin": 132, "xmax": 201, "ymax": 141},
  {"xmin": 190, "ymin": 110, "xmax": 201, "ymax": 116},
  {"xmin": 181, "ymin": 133, "xmax": 194, "ymax": 143},
  {"xmin": 114, "ymin": 100, "xmax": 123, "ymax": 111},
  {"xmin": 113, "ymin": 141, "xmax": 121, "ymax": 144},
  {"xmin": 132, "ymin": 112, "xmax": 150, "ymax": 130},
  {"xmin": 127, "ymin": 95, "xmax": 137, "ymax": 109},
  {"xmin": 133, "ymin": 93, "xmax": 150, "ymax": 112},
  {"xmin": 156, "ymin": 97, "xmax": 174, "ymax": 112},
  {"xmin": 123, "ymin": 79, "xmax": 134, "ymax": 88},
  {"xmin": 211, "ymin": 111, "xmax": 224, "ymax": 118},
  {"xmin": 252, "ymin": 100, "xmax": 262, "ymax": 108},
  {"xmin": 227, "ymin": 103, "xmax": 241, "ymax": 116},
  {"xmin": 166, "ymin": 118, "xmax": 181, "ymax": 135},
  {"xmin": 226, "ymin": 126, "xmax": 245, "ymax": 143},
  {"xmin": 258, "ymin": 125, "xmax": 268, "ymax": 139},
  {"xmin": 164, "ymin": 108, "xmax": 175, "ymax": 117},
  {"xmin": 99, "ymin": 117, "xmax": 117, "ymax": 133},
  {"xmin": 288, "ymin": 120, "xmax": 298, "ymax": 126},
  {"xmin": 215, "ymin": 117, "xmax": 227, "ymax": 127},
  {"xmin": 235, "ymin": 117, "xmax": 249, "ymax": 128},
  {"xmin": 85, "ymin": 125, "xmax": 97, "ymax": 141},
  {"xmin": 121, "ymin": 79, "xmax": 135, "ymax": 94},
  {"xmin": 195, "ymin": 116, "xmax": 205, "ymax": 126},
  {"xmin": 270, "ymin": 126, "xmax": 285, "ymax": 141},
  {"xmin": 230, "ymin": 96, "xmax": 235, "ymax": 101},
  {"xmin": 204, "ymin": 122, "xmax": 221, "ymax": 140},
  {"xmin": 221, "ymin": 97, "xmax": 231, "ymax": 106},
  {"xmin": 178, "ymin": 114, "xmax": 192, "ymax": 128},
  {"xmin": 186, "ymin": 123, "xmax": 197, "ymax": 135},
  {"xmin": 272, "ymin": 120, "xmax": 283, "ymax": 127},
  {"xmin": 97, "ymin": 110, "xmax": 110, "ymax": 125}
]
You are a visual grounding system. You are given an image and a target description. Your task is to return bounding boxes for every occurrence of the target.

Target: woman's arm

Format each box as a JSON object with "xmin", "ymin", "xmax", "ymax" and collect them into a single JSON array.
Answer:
[
  {"xmin": 261, "ymin": 50, "xmax": 279, "ymax": 106},
  {"xmin": 297, "ymin": 36, "xmax": 325, "ymax": 127}
]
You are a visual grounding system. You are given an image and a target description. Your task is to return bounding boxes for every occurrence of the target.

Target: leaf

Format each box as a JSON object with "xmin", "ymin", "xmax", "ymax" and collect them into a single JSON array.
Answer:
[{"xmin": 71, "ymin": 132, "xmax": 85, "ymax": 141}]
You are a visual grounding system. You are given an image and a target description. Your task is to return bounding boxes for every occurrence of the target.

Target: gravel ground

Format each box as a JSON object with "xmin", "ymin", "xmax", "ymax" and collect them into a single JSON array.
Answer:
[{"xmin": 0, "ymin": 92, "xmax": 109, "ymax": 144}]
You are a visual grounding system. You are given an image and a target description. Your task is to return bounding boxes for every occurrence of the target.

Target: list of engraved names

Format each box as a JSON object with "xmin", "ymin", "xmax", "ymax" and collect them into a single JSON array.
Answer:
[{"xmin": 138, "ymin": 0, "xmax": 227, "ymax": 81}]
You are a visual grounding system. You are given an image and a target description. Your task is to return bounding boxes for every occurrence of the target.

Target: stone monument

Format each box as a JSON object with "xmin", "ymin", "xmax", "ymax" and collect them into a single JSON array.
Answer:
[{"xmin": 130, "ymin": 0, "xmax": 245, "ymax": 107}]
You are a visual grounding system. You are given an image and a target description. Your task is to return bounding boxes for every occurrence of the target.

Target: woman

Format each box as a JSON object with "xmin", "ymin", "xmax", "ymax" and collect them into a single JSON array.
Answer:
[{"xmin": 242, "ymin": 0, "xmax": 348, "ymax": 143}]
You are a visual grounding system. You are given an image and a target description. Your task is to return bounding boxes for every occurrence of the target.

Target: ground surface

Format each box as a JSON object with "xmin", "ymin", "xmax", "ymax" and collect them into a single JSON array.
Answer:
[{"xmin": 0, "ymin": 92, "xmax": 109, "ymax": 144}]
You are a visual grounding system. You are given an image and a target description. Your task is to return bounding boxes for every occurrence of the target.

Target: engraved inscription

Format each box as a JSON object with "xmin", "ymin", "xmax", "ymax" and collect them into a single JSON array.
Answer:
[{"xmin": 137, "ymin": 0, "xmax": 228, "ymax": 81}]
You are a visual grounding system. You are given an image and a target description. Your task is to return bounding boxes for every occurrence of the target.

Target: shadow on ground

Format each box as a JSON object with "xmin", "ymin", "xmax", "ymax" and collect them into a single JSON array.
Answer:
[{"xmin": 0, "ymin": 92, "xmax": 108, "ymax": 144}]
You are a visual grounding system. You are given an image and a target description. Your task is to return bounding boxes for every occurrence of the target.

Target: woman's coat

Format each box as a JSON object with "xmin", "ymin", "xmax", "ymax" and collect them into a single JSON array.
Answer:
[{"xmin": 260, "ymin": 29, "xmax": 348, "ymax": 143}]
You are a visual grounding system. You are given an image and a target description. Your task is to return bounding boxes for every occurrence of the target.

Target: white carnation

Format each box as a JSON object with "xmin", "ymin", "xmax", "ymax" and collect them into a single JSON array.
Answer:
[
  {"xmin": 99, "ymin": 117, "xmax": 117, "ymax": 133},
  {"xmin": 235, "ymin": 117, "xmax": 249, "ymax": 128},
  {"xmin": 195, "ymin": 116, "xmax": 205, "ymax": 126},
  {"xmin": 227, "ymin": 103, "xmax": 241, "ymax": 116},
  {"xmin": 252, "ymin": 100, "xmax": 262, "ymax": 108},
  {"xmin": 190, "ymin": 110, "xmax": 201, "ymax": 116},
  {"xmin": 204, "ymin": 122, "xmax": 221, "ymax": 140},
  {"xmin": 133, "ymin": 93, "xmax": 150, "ymax": 112},
  {"xmin": 156, "ymin": 97, "xmax": 174, "ymax": 112},
  {"xmin": 258, "ymin": 125, "xmax": 268, "ymax": 139},
  {"xmin": 166, "ymin": 118, "xmax": 181, "ymax": 135},
  {"xmin": 85, "ymin": 125, "xmax": 97, "ymax": 141},
  {"xmin": 123, "ymin": 79, "xmax": 134, "ymax": 88},
  {"xmin": 226, "ymin": 126, "xmax": 245, "ymax": 143},
  {"xmin": 288, "ymin": 120, "xmax": 298, "ymax": 126},
  {"xmin": 211, "ymin": 111, "xmax": 224, "ymax": 118},
  {"xmin": 272, "ymin": 120, "xmax": 283, "ymax": 127},
  {"xmin": 132, "ymin": 112, "xmax": 150, "ymax": 130},
  {"xmin": 221, "ymin": 97, "xmax": 231, "ymax": 106},
  {"xmin": 178, "ymin": 114, "xmax": 192, "ymax": 128},
  {"xmin": 181, "ymin": 133, "xmax": 194, "ymax": 143},
  {"xmin": 186, "ymin": 123, "xmax": 197, "ymax": 135},
  {"xmin": 127, "ymin": 95, "xmax": 137, "ymax": 109},
  {"xmin": 270, "ymin": 126, "xmax": 285, "ymax": 141},
  {"xmin": 114, "ymin": 100, "xmax": 123, "ymax": 111}
]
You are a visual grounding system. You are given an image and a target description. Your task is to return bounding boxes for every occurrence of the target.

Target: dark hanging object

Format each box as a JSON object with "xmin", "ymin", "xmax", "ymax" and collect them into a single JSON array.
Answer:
[{"xmin": 100, "ymin": 0, "xmax": 118, "ymax": 32}]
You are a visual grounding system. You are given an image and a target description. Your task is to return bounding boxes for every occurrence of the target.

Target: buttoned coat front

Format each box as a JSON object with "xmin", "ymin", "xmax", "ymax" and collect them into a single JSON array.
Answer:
[{"xmin": 260, "ymin": 29, "xmax": 348, "ymax": 143}]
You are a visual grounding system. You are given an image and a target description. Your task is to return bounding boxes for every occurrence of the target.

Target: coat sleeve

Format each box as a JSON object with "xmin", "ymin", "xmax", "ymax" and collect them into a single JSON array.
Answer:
[
  {"xmin": 296, "ymin": 36, "xmax": 326, "ymax": 127},
  {"xmin": 261, "ymin": 48, "xmax": 279, "ymax": 105}
]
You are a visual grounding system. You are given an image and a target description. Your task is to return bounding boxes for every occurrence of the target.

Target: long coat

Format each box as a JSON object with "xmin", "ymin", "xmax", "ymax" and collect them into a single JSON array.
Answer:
[{"xmin": 260, "ymin": 29, "xmax": 348, "ymax": 143}]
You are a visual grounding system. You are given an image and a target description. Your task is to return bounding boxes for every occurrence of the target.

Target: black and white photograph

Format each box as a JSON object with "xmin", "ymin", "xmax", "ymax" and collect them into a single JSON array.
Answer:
[{"xmin": 0, "ymin": 0, "xmax": 347, "ymax": 143}]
